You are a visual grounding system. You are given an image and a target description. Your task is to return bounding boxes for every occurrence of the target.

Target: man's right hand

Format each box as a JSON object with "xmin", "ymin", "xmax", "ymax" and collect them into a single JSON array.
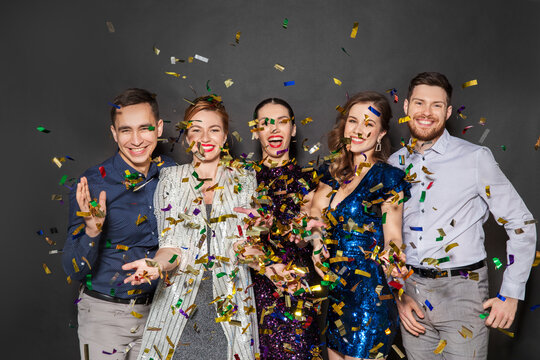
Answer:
[
  {"xmin": 395, "ymin": 292, "xmax": 426, "ymax": 336},
  {"xmin": 76, "ymin": 176, "xmax": 107, "ymax": 237}
]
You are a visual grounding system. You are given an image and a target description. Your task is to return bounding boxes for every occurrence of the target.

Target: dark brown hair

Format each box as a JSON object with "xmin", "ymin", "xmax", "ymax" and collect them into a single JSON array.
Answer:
[
  {"xmin": 328, "ymin": 91, "xmax": 392, "ymax": 183},
  {"xmin": 184, "ymin": 96, "xmax": 229, "ymax": 134},
  {"xmin": 407, "ymin": 72, "xmax": 453, "ymax": 105},
  {"xmin": 253, "ymin": 98, "xmax": 295, "ymax": 125},
  {"xmin": 110, "ymin": 88, "xmax": 159, "ymax": 126}
]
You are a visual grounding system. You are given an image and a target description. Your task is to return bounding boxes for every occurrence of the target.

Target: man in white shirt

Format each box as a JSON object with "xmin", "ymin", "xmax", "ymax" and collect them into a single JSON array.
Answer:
[{"xmin": 388, "ymin": 72, "xmax": 537, "ymax": 359}]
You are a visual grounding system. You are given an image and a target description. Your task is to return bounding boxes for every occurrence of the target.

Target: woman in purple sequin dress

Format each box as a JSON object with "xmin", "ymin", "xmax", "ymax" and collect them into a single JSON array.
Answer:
[{"xmin": 249, "ymin": 98, "xmax": 322, "ymax": 360}]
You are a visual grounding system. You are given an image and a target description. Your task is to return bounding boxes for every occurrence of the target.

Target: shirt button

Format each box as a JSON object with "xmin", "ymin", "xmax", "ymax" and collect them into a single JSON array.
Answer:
[
  {"xmin": 421, "ymin": 209, "xmax": 425, "ymax": 213},
  {"xmin": 152, "ymin": 232, "xmax": 155, "ymax": 235},
  {"xmin": 421, "ymin": 182, "xmax": 425, "ymax": 186},
  {"xmin": 149, "ymin": 206, "xmax": 152, "ymax": 209}
]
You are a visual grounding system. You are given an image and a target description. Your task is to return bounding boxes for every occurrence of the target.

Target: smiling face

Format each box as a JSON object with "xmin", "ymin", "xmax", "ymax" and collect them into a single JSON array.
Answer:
[
  {"xmin": 254, "ymin": 103, "xmax": 296, "ymax": 164},
  {"xmin": 343, "ymin": 102, "xmax": 386, "ymax": 159},
  {"xmin": 404, "ymin": 84, "xmax": 452, "ymax": 142},
  {"xmin": 186, "ymin": 109, "xmax": 227, "ymax": 163},
  {"xmin": 110, "ymin": 102, "xmax": 163, "ymax": 175}
]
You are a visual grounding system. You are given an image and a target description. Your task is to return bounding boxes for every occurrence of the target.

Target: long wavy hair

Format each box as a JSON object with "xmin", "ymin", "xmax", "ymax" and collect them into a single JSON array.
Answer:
[{"xmin": 327, "ymin": 91, "xmax": 392, "ymax": 184}]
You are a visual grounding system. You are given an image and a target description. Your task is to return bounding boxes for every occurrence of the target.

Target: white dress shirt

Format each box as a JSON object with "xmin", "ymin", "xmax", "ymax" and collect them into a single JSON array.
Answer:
[{"xmin": 388, "ymin": 129, "xmax": 536, "ymax": 299}]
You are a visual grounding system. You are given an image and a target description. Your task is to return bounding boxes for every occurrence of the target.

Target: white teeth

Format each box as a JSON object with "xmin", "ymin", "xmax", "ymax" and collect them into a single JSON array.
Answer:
[{"xmin": 131, "ymin": 148, "xmax": 145, "ymax": 152}]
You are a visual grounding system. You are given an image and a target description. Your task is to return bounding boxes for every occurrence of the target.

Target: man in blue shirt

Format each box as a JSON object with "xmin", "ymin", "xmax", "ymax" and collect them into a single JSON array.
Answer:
[{"xmin": 62, "ymin": 88, "xmax": 175, "ymax": 360}]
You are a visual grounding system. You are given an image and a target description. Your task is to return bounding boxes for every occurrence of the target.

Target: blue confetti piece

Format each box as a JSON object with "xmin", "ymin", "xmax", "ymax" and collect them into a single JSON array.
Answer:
[
  {"xmin": 108, "ymin": 102, "xmax": 121, "ymax": 109},
  {"xmin": 496, "ymin": 293, "xmax": 506, "ymax": 302},
  {"xmin": 530, "ymin": 304, "xmax": 540, "ymax": 311},
  {"xmin": 368, "ymin": 106, "xmax": 381, "ymax": 117},
  {"xmin": 283, "ymin": 80, "xmax": 295, "ymax": 86},
  {"xmin": 410, "ymin": 226, "xmax": 423, "ymax": 231},
  {"xmin": 424, "ymin": 299, "xmax": 433, "ymax": 311}
]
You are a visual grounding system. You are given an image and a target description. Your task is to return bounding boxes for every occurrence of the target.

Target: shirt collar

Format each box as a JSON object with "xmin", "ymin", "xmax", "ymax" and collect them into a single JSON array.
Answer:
[
  {"xmin": 408, "ymin": 128, "xmax": 450, "ymax": 156},
  {"xmin": 112, "ymin": 152, "xmax": 158, "ymax": 179}
]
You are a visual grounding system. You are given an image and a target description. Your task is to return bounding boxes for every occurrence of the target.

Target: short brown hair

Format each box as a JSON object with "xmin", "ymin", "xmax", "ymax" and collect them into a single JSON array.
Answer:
[
  {"xmin": 328, "ymin": 91, "xmax": 392, "ymax": 184},
  {"xmin": 110, "ymin": 88, "xmax": 159, "ymax": 126},
  {"xmin": 184, "ymin": 96, "xmax": 229, "ymax": 134},
  {"xmin": 407, "ymin": 72, "xmax": 453, "ymax": 105}
]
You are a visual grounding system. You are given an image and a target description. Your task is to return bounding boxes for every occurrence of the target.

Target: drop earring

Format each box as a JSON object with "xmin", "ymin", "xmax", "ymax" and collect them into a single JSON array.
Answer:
[{"xmin": 375, "ymin": 139, "xmax": 382, "ymax": 152}]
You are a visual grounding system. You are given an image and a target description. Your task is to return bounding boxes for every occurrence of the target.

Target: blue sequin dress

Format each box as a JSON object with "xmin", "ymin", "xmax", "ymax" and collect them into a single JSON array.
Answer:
[{"xmin": 320, "ymin": 162, "xmax": 410, "ymax": 358}]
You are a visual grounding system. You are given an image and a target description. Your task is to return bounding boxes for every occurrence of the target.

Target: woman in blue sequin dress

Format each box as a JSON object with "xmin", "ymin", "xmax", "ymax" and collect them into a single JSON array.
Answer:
[{"xmin": 311, "ymin": 91, "xmax": 411, "ymax": 359}]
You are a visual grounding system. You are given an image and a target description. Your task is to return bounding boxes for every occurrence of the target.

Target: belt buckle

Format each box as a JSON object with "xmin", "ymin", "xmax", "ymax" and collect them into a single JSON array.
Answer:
[{"xmin": 435, "ymin": 270, "xmax": 448, "ymax": 278}]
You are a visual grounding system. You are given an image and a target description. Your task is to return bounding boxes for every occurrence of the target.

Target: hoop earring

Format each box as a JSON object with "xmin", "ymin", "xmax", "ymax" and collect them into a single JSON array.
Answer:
[{"xmin": 375, "ymin": 140, "xmax": 382, "ymax": 152}]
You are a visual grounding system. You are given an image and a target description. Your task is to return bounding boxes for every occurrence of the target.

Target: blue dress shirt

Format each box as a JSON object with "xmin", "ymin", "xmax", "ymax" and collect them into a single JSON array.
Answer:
[
  {"xmin": 62, "ymin": 152, "xmax": 175, "ymax": 299},
  {"xmin": 388, "ymin": 130, "xmax": 536, "ymax": 299}
]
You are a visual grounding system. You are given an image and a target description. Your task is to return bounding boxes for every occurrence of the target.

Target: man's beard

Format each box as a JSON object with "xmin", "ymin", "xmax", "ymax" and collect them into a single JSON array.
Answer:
[{"xmin": 408, "ymin": 118, "xmax": 445, "ymax": 141}]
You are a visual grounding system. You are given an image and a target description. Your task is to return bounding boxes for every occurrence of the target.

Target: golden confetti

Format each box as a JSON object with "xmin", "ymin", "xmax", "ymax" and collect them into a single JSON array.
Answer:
[
  {"xmin": 165, "ymin": 72, "xmax": 182, "ymax": 78},
  {"xmin": 224, "ymin": 79, "xmax": 234, "ymax": 88},
  {"xmin": 535, "ymin": 135, "xmax": 540, "ymax": 150},
  {"xmin": 301, "ymin": 117, "xmax": 313, "ymax": 125},
  {"xmin": 105, "ymin": 21, "xmax": 115, "ymax": 33},
  {"xmin": 392, "ymin": 344, "xmax": 406, "ymax": 358},
  {"xmin": 136, "ymin": 214, "xmax": 148, "ymax": 225},
  {"xmin": 497, "ymin": 217, "xmax": 508, "ymax": 224},
  {"xmin": 445, "ymin": 243, "xmax": 459, "ymax": 252},
  {"xmin": 355, "ymin": 269, "xmax": 371, "ymax": 277},
  {"xmin": 497, "ymin": 328, "xmax": 515, "ymax": 338},
  {"xmin": 350, "ymin": 22, "xmax": 359, "ymax": 38},
  {"xmin": 485, "ymin": 185, "xmax": 491, "ymax": 198},
  {"xmin": 462, "ymin": 79, "xmax": 478, "ymax": 88},
  {"xmin": 398, "ymin": 116, "xmax": 411, "ymax": 124},
  {"xmin": 43, "ymin": 263, "xmax": 52, "ymax": 274},
  {"xmin": 131, "ymin": 311, "xmax": 143, "ymax": 319},
  {"xmin": 434, "ymin": 339, "xmax": 447, "ymax": 354},
  {"xmin": 153, "ymin": 45, "xmax": 160, "ymax": 55},
  {"xmin": 274, "ymin": 63, "xmax": 285, "ymax": 71},
  {"xmin": 333, "ymin": 78, "xmax": 342, "ymax": 86},
  {"xmin": 235, "ymin": 31, "xmax": 241, "ymax": 44}
]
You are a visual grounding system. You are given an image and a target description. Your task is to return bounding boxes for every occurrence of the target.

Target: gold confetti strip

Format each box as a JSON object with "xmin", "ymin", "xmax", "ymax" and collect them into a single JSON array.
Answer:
[
  {"xmin": 224, "ymin": 79, "xmax": 234, "ymax": 88},
  {"xmin": 43, "ymin": 263, "xmax": 52, "ymax": 274},
  {"xmin": 421, "ymin": 166, "xmax": 434, "ymax": 175},
  {"xmin": 497, "ymin": 217, "xmax": 508, "ymax": 224},
  {"xmin": 72, "ymin": 258, "xmax": 80, "ymax": 273},
  {"xmin": 153, "ymin": 45, "xmax": 160, "ymax": 55},
  {"xmin": 131, "ymin": 311, "xmax": 143, "ymax": 319},
  {"xmin": 116, "ymin": 244, "xmax": 129, "ymax": 251},
  {"xmin": 437, "ymin": 228, "xmax": 446, "ymax": 237},
  {"xmin": 479, "ymin": 117, "xmax": 487, "ymax": 125},
  {"xmin": 485, "ymin": 185, "xmax": 491, "ymax": 198},
  {"xmin": 369, "ymin": 183, "xmax": 383, "ymax": 192},
  {"xmin": 301, "ymin": 117, "xmax": 313, "ymax": 125},
  {"xmin": 76, "ymin": 211, "xmax": 91, "ymax": 217},
  {"xmin": 497, "ymin": 328, "xmax": 515, "ymax": 338},
  {"xmin": 209, "ymin": 214, "xmax": 237, "ymax": 223},
  {"xmin": 333, "ymin": 78, "xmax": 342, "ymax": 86},
  {"xmin": 444, "ymin": 243, "xmax": 459, "ymax": 252},
  {"xmin": 462, "ymin": 79, "xmax": 478, "ymax": 88},
  {"xmin": 274, "ymin": 63, "xmax": 285, "ymax": 71},
  {"xmin": 105, "ymin": 21, "xmax": 115, "ymax": 33},
  {"xmin": 82, "ymin": 256, "xmax": 92, "ymax": 269},
  {"xmin": 350, "ymin": 22, "xmax": 359, "ymax": 38},
  {"xmin": 52, "ymin": 157, "xmax": 63, "ymax": 168},
  {"xmin": 434, "ymin": 339, "xmax": 447, "ymax": 354},
  {"xmin": 514, "ymin": 228, "xmax": 524, "ymax": 234},
  {"xmin": 369, "ymin": 342, "xmax": 383, "ymax": 353},
  {"xmin": 235, "ymin": 31, "xmax": 241, "ymax": 43},
  {"xmin": 398, "ymin": 116, "xmax": 411, "ymax": 124},
  {"xmin": 392, "ymin": 344, "xmax": 406, "ymax": 358},
  {"xmin": 165, "ymin": 72, "xmax": 182, "ymax": 78},
  {"xmin": 459, "ymin": 325, "xmax": 473, "ymax": 338},
  {"xmin": 535, "ymin": 135, "xmax": 540, "ymax": 150},
  {"xmin": 355, "ymin": 269, "xmax": 371, "ymax": 277},
  {"xmin": 136, "ymin": 214, "xmax": 148, "ymax": 225},
  {"xmin": 72, "ymin": 224, "xmax": 85, "ymax": 235}
]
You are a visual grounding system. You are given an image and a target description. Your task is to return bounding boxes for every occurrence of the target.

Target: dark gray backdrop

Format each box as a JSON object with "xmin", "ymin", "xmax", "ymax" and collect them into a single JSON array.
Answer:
[{"xmin": 2, "ymin": 0, "xmax": 539, "ymax": 358}]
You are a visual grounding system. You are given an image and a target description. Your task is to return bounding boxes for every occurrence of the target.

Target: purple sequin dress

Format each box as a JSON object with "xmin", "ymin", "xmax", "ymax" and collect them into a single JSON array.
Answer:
[{"xmin": 254, "ymin": 162, "xmax": 320, "ymax": 360}]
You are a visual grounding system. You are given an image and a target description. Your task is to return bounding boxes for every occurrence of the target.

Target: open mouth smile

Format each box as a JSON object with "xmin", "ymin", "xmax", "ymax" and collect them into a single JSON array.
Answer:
[
  {"xmin": 268, "ymin": 135, "xmax": 284, "ymax": 148},
  {"xmin": 201, "ymin": 143, "xmax": 216, "ymax": 152}
]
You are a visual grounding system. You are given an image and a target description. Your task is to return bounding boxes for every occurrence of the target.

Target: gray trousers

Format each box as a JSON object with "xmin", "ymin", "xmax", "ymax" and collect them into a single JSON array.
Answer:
[
  {"xmin": 77, "ymin": 292, "xmax": 151, "ymax": 360},
  {"xmin": 401, "ymin": 266, "xmax": 489, "ymax": 360}
]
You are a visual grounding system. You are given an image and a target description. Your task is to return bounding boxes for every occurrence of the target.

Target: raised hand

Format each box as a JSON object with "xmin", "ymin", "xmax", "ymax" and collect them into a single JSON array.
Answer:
[
  {"xmin": 122, "ymin": 259, "xmax": 162, "ymax": 286},
  {"xmin": 76, "ymin": 176, "xmax": 106, "ymax": 238}
]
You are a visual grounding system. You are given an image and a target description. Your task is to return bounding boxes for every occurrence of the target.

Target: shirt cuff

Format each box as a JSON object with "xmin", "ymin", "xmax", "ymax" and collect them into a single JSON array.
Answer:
[{"xmin": 499, "ymin": 280, "xmax": 526, "ymax": 300}]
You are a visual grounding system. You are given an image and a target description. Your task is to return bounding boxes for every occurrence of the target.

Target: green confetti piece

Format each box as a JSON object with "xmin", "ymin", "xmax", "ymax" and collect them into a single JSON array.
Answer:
[
  {"xmin": 291, "ymin": 228, "xmax": 300, "ymax": 235},
  {"xmin": 85, "ymin": 274, "xmax": 92, "ymax": 290},
  {"xmin": 321, "ymin": 281, "xmax": 331, "ymax": 286},
  {"xmin": 192, "ymin": 171, "xmax": 200, "ymax": 180},
  {"xmin": 435, "ymin": 236, "xmax": 444, "ymax": 242},
  {"xmin": 501, "ymin": 145, "xmax": 506, "ymax": 151},
  {"xmin": 270, "ymin": 118, "xmax": 275, "ymax": 125},
  {"xmin": 479, "ymin": 312, "xmax": 489, "ymax": 319},
  {"xmin": 148, "ymin": 126, "xmax": 155, "ymax": 131},
  {"xmin": 206, "ymin": 80, "xmax": 211, "ymax": 92},
  {"xmin": 90, "ymin": 200, "xmax": 98, "ymax": 207},
  {"xmin": 419, "ymin": 191, "xmax": 426, "ymax": 203},
  {"xmin": 36, "ymin": 126, "xmax": 50, "ymax": 133},
  {"xmin": 168, "ymin": 254, "xmax": 178, "ymax": 264},
  {"xmin": 284, "ymin": 312, "xmax": 294, "ymax": 320},
  {"xmin": 282, "ymin": 18, "xmax": 288, "ymax": 28},
  {"xmin": 437, "ymin": 256, "xmax": 450, "ymax": 264},
  {"xmin": 200, "ymin": 228, "xmax": 207, "ymax": 234},
  {"xmin": 493, "ymin": 257, "xmax": 503, "ymax": 269},
  {"xmin": 194, "ymin": 181, "xmax": 204, "ymax": 190},
  {"xmin": 405, "ymin": 163, "xmax": 413, "ymax": 175},
  {"xmin": 105, "ymin": 239, "xmax": 111, "ymax": 248},
  {"xmin": 381, "ymin": 212, "xmax": 387, "ymax": 224},
  {"xmin": 322, "ymin": 262, "xmax": 329, "ymax": 268},
  {"xmin": 302, "ymin": 230, "xmax": 312, "ymax": 238},
  {"xmin": 110, "ymin": 288, "xmax": 116, "ymax": 297},
  {"xmin": 313, "ymin": 248, "xmax": 323, "ymax": 255},
  {"xmin": 59, "ymin": 175, "xmax": 68, "ymax": 185},
  {"xmin": 216, "ymin": 272, "xmax": 227, "ymax": 278},
  {"xmin": 175, "ymin": 298, "xmax": 183, "ymax": 308},
  {"xmin": 293, "ymin": 288, "xmax": 306, "ymax": 296}
]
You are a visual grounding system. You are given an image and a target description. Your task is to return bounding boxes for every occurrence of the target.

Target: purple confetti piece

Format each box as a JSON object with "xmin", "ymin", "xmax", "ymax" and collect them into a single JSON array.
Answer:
[
  {"xmin": 507, "ymin": 254, "xmax": 514, "ymax": 266},
  {"xmin": 161, "ymin": 204, "xmax": 172, "ymax": 211},
  {"xmin": 74, "ymin": 298, "xmax": 82, "ymax": 304},
  {"xmin": 179, "ymin": 309, "xmax": 189, "ymax": 318},
  {"xmin": 102, "ymin": 349, "xmax": 117, "ymax": 355},
  {"xmin": 193, "ymin": 208, "xmax": 201, "ymax": 216},
  {"xmin": 457, "ymin": 105, "xmax": 466, "ymax": 113},
  {"xmin": 276, "ymin": 149, "xmax": 289, "ymax": 155}
]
